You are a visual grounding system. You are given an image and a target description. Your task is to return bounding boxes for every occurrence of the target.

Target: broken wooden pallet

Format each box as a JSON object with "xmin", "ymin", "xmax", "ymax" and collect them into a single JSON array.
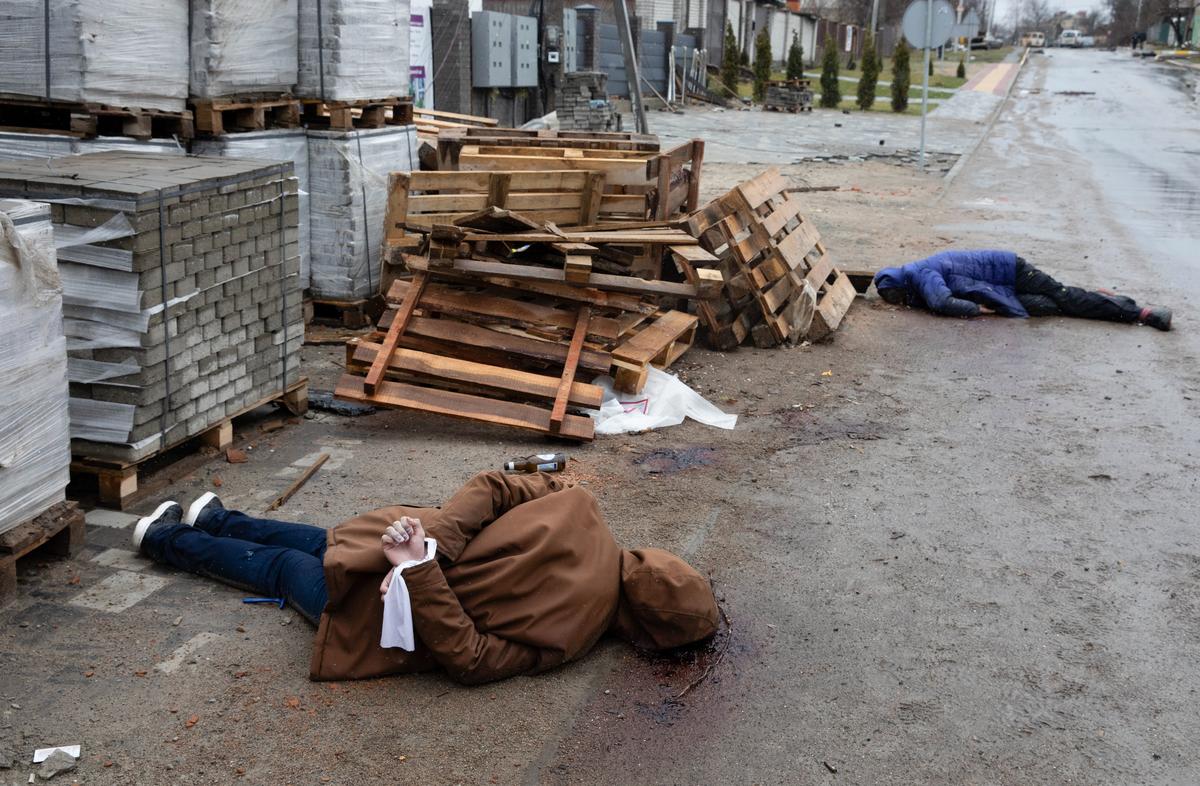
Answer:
[
  {"xmin": 440, "ymin": 138, "xmax": 705, "ymax": 224},
  {"xmin": 611, "ymin": 310, "xmax": 699, "ymax": 393},
  {"xmin": 337, "ymin": 277, "xmax": 601, "ymax": 440},
  {"xmin": 1, "ymin": 501, "xmax": 85, "ymax": 606},
  {"xmin": 680, "ymin": 168, "xmax": 854, "ymax": 349},
  {"xmin": 436, "ymin": 127, "xmax": 661, "ymax": 169}
]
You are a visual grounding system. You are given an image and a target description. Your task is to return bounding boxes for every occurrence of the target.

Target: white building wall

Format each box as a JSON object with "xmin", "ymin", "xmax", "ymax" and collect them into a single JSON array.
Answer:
[{"xmin": 769, "ymin": 9, "xmax": 787, "ymax": 63}]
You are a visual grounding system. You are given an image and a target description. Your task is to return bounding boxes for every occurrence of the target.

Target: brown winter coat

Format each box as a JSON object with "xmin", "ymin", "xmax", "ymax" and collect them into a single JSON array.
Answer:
[{"xmin": 309, "ymin": 471, "xmax": 718, "ymax": 684}]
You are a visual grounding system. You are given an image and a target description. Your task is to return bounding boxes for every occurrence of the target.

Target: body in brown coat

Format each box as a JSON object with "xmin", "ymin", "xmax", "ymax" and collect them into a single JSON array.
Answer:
[{"xmin": 311, "ymin": 471, "xmax": 717, "ymax": 684}]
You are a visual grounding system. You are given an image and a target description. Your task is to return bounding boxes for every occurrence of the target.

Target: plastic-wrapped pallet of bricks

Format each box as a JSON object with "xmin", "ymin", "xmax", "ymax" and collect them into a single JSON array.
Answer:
[
  {"xmin": 0, "ymin": 152, "xmax": 304, "ymax": 465},
  {"xmin": 0, "ymin": 132, "xmax": 186, "ymax": 161},
  {"xmin": 0, "ymin": 200, "xmax": 71, "ymax": 534},
  {"xmin": 297, "ymin": 0, "xmax": 411, "ymax": 101},
  {"xmin": 306, "ymin": 125, "xmax": 418, "ymax": 301},
  {"xmin": 192, "ymin": 130, "xmax": 311, "ymax": 290},
  {"xmin": 189, "ymin": 0, "xmax": 299, "ymax": 98},
  {"xmin": 0, "ymin": 0, "xmax": 188, "ymax": 111}
]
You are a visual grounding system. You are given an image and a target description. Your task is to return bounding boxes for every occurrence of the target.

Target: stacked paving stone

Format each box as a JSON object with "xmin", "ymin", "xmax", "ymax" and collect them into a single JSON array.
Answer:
[
  {"xmin": 559, "ymin": 72, "xmax": 618, "ymax": 132},
  {"xmin": 0, "ymin": 152, "xmax": 303, "ymax": 464}
]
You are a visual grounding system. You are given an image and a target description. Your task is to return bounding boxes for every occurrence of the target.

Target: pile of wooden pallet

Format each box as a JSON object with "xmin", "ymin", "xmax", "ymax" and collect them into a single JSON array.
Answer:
[
  {"xmin": 677, "ymin": 168, "xmax": 855, "ymax": 349},
  {"xmin": 763, "ymin": 80, "xmax": 814, "ymax": 113},
  {"xmin": 435, "ymin": 127, "xmax": 703, "ymax": 222},
  {"xmin": 337, "ymin": 171, "xmax": 722, "ymax": 441}
]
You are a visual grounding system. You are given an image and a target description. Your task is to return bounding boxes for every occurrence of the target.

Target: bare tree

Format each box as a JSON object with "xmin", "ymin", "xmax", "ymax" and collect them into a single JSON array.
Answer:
[{"xmin": 1023, "ymin": 0, "xmax": 1054, "ymax": 31}]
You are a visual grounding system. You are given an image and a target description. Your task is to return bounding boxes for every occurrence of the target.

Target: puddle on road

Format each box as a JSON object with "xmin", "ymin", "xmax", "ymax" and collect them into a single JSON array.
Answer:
[{"xmin": 633, "ymin": 447, "xmax": 717, "ymax": 474}]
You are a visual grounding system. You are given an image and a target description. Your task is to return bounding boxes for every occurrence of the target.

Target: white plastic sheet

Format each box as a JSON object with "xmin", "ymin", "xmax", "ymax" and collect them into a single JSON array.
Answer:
[
  {"xmin": 306, "ymin": 125, "xmax": 419, "ymax": 300},
  {"xmin": 190, "ymin": 0, "xmax": 299, "ymax": 98},
  {"xmin": 0, "ymin": 200, "xmax": 70, "ymax": 534},
  {"xmin": 0, "ymin": 0, "xmax": 188, "ymax": 112},
  {"xmin": 298, "ymin": 0, "xmax": 412, "ymax": 101},
  {"xmin": 589, "ymin": 367, "xmax": 738, "ymax": 435}
]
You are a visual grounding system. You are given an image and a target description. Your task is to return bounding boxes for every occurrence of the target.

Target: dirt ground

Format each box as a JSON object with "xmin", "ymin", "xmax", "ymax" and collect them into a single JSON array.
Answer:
[{"xmin": 3, "ymin": 51, "xmax": 1198, "ymax": 785}]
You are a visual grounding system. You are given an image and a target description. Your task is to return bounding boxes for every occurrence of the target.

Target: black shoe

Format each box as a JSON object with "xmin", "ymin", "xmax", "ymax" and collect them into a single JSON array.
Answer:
[
  {"xmin": 132, "ymin": 501, "xmax": 183, "ymax": 551},
  {"xmin": 1140, "ymin": 306, "xmax": 1172, "ymax": 331},
  {"xmin": 184, "ymin": 491, "xmax": 224, "ymax": 528}
]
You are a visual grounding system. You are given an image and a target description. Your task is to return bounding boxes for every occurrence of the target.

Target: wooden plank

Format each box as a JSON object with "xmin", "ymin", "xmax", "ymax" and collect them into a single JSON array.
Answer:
[
  {"xmin": 388, "ymin": 279, "xmax": 623, "ymax": 340},
  {"xmin": 457, "ymin": 153, "xmax": 651, "ymax": 187},
  {"xmin": 580, "ymin": 172, "xmax": 605, "ymax": 223},
  {"xmin": 550, "ymin": 307, "xmax": 591, "ymax": 430},
  {"xmin": 408, "ymin": 191, "xmax": 584, "ymax": 213},
  {"xmin": 613, "ymin": 310, "xmax": 698, "ymax": 366},
  {"xmin": 456, "ymin": 230, "xmax": 696, "ymax": 245},
  {"xmin": 804, "ymin": 249, "xmax": 835, "ymax": 290},
  {"xmin": 351, "ymin": 340, "xmax": 603, "ymax": 408},
  {"xmin": 733, "ymin": 168, "xmax": 790, "ymax": 211},
  {"xmin": 807, "ymin": 271, "xmax": 856, "ymax": 339},
  {"xmin": 403, "ymin": 255, "xmax": 708, "ymax": 300},
  {"xmin": 775, "ymin": 219, "xmax": 822, "ymax": 271},
  {"xmin": 564, "ymin": 255, "xmax": 592, "ymax": 284},
  {"xmin": 364, "ymin": 272, "xmax": 427, "ymax": 395},
  {"xmin": 336, "ymin": 375, "xmax": 594, "ymax": 441},
  {"xmin": 685, "ymin": 139, "xmax": 704, "ymax": 213},
  {"xmin": 408, "ymin": 169, "xmax": 593, "ymax": 192},
  {"xmin": 383, "ymin": 172, "xmax": 411, "ymax": 246},
  {"xmin": 413, "ymin": 108, "xmax": 499, "ymax": 125},
  {"xmin": 376, "ymin": 312, "xmax": 612, "ymax": 373}
]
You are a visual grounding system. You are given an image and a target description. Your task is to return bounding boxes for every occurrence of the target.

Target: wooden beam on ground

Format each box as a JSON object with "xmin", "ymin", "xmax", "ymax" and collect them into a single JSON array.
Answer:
[
  {"xmin": 551, "ymin": 307, "xmax": 591, "ymax": 431},
  {"xmin": 404, "ymin": 255, "xmax": 711, "ymax": 300},
  {"xmin": 376, "ymin": 312, "xmax": 612, "ymax": 373},
  {"xmin": 364, "ymin": 272, "xmax": 427, "ymax": 395},
  {"xmin": 350, "ymin": 340, "xmax": 603, "ymax": 408},
  {"xmin": 336, "ymin": 375, "xmax": 595, "ymax": 441}
]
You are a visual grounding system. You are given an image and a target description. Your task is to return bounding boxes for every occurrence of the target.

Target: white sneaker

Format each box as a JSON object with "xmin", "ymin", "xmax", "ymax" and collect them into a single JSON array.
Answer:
[
  {"xmin": 132, "ymin": 501, "xmax": 183, "ymax": 551},
  {"xmin": 184, "ymin": 491, "xmax": 224, "ymax": 527}
]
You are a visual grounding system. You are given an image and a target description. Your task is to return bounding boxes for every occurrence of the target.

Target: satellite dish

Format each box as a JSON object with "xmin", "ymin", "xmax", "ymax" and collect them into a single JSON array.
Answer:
[{"xmin": 902, "ymin": 0, "xmax": 956, "ymax": 49}]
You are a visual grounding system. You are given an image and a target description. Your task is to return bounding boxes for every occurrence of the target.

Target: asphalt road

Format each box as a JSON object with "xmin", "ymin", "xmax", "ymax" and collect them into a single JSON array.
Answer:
[{"xmin": 1, "ymin": 49, "xmax": 1196, "ymax": 786}]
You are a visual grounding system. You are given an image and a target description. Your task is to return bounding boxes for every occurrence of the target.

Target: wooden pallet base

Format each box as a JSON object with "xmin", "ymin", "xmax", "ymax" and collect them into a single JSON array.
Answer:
[
  {"xmin": 1, "ymin": 501, "xmax": 86, "ymax": 607},
  {"xmin": 310, "ymin": 297, "xmax": 379, "ymax": 328},
  {"xmin": 191, "ymin": 97, "xmax": 301, "ymax": 136},
  {"xmin": 70, "ymin": 379, "xmax": 308, "ymax": 510},
  {"xmin": 300, "ymin": 97, "xmax": 414, "ymax": 131},
  {"xmin": 0, "ymin": 97, "xmax": 193, "ymax": 140}
]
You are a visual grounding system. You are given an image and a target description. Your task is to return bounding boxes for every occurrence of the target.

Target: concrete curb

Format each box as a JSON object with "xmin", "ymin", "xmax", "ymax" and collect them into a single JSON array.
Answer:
[{"xmin": 936, "ymin": 48, "xmax": 1030, "ymax": 202}]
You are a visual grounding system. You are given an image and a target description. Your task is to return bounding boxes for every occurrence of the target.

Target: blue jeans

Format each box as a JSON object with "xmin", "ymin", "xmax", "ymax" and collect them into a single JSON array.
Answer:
[{"xmin": 141, "ymin": 508, "xmax": 329, "ymax": 624}]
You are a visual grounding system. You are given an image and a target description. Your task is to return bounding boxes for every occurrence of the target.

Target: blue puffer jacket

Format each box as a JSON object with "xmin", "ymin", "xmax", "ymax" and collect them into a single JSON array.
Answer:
[{"xmin": 873, "ymin": 249, "xmax": 1027, "ymax": 318}]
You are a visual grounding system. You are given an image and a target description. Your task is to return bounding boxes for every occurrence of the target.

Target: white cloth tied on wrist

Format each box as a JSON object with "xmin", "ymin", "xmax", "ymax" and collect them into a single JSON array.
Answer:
[{"xmin": 380, "ymin": 537, "xmax": 438, "ymax": 651}]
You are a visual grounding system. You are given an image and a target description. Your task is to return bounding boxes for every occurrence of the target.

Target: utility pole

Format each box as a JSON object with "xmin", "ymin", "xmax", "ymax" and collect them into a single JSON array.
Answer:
[{"xmin": 614, "ymin": 0, "xmax": 648, "ymax": 133}]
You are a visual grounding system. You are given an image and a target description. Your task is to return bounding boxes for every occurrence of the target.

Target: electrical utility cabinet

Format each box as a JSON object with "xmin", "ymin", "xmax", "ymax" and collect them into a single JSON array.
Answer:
[
  {"xmin": 472, "ymin": 11, "xmax": 513, "ymax": 88},
  {"xmin": 511, "ymin": 15, "xmax": 538, "ymax": 87},
  {"xmin": 562, "ymin": 8, "xmax": 578, "ymax": 73}
]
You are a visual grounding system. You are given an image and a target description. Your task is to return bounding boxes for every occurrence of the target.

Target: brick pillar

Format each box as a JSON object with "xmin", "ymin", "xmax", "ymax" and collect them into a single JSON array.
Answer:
[{"xmin": 432, "ymin": 0, "xmax": 472, "ymax": 114}]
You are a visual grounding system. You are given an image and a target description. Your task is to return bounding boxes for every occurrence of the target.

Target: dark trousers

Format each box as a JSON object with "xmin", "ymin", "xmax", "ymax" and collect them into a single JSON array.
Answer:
[
  {"xmin": 1015, "ymin": 258, "xmax": 1142, "ymax": 323},
  {"xmin": 141, "ymin": 509, "xmax": 329, "ymax": 624}
]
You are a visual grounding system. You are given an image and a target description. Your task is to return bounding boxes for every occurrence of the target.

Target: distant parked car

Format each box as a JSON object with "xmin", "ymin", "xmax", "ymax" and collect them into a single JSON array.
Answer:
[
  {"xmin": 1079, "ymin": 35, "xmax": 1095, "ymax": 47},
  {"xmin": 969, "ymin": 35, "xmax": 1003, "ymax": 49},
  {"xmin": 1058, "ymin": 30, "xmax": 1082, "ymax": 47},
  {"xmin": 1020, "ymin": 31, "xmax": 1046, "ymax": 47}
]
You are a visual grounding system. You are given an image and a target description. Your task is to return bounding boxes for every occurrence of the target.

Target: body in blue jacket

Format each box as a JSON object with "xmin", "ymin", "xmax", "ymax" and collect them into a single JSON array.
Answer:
[{"xmin": 873, "ymin": 250, "xmax": 1172, "ymax": 330}]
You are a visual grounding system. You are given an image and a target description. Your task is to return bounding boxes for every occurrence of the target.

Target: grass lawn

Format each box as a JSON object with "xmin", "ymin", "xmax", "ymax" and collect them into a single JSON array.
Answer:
[
  {"xmin": 728, "ymin": 78, "xmax": 941, "ymax": 114},
  {"xmin": 965, "ymin": 45, "xmax": 1015, "ymax": 63},
  {"xmin": 832, "ymin": 97, "xmax": 936, "ymax": 116}
]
